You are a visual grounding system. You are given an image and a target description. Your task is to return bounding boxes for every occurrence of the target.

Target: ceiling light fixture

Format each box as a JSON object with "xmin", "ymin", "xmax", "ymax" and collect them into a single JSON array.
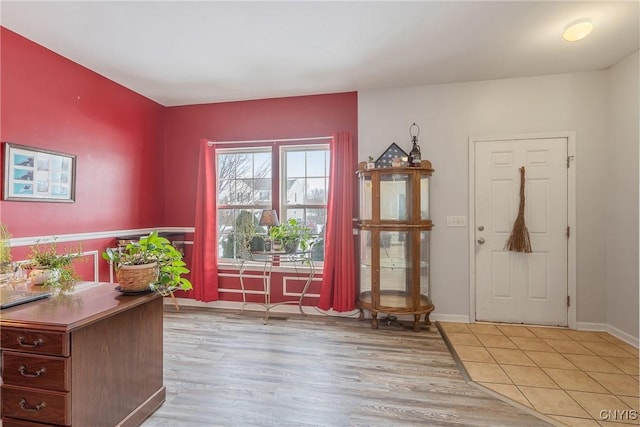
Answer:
[{"xmin": 562, "ymin": 19, "xmax": 594, "ymax": 42}]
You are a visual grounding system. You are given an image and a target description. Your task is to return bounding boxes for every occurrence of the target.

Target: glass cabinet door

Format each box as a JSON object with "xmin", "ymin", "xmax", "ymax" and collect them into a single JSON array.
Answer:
[
  {"xmin": 419, "ymin": 230, "xmax": 430, "ymax": 299},
  {"xmin": 379, "ymin": 230, "xmax": 410, "ymax": 308},
  {"xmin": 380, "ymin": 174, "xmax": 411, "ymax": 221},
  {"xmin": 359, "ymin": 229, "xmax": 373, "ymax": 303},
  {"xmin": 420, "ymin": 173, "xmax": 430, "ymax": 221},
  {"xmin": 360, "ymin": 175, "xmax": 373, "ymax": 221}
]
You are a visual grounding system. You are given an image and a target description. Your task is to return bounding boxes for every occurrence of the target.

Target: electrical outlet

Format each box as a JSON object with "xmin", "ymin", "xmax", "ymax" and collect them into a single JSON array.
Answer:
[{"xmin": 446, "ymin": 216, "xmax": 467, "ymax": 227}]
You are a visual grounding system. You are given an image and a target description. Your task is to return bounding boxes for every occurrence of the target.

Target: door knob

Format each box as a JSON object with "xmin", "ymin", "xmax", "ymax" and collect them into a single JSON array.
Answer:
[{"xmin": 477, "ymin": 237, "xmax": 485, "ymax": 244}]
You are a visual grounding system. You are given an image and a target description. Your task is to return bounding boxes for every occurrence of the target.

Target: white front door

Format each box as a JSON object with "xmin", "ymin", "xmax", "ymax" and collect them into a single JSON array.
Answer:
[{"xmin": 475, "ymin": 137, "xmax": 568, "ymax": 326}]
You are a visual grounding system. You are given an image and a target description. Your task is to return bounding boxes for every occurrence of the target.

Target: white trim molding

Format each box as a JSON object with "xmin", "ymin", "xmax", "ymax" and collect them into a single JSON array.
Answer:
[{"xmin": 9, "ymin": 227, "xmax": 195, "ymax": 247}]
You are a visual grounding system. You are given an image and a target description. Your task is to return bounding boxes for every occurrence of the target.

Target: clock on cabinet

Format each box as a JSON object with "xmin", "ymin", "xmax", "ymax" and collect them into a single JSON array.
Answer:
[{"xmin": 356, "ymin": 160, "xmax": 434, "ymax": 331}]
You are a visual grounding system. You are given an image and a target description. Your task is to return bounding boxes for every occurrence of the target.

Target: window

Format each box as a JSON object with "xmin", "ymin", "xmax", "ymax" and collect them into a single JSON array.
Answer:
[
  {"xmin": 281, "ymin": 146, "xmax": 330, "ymax": 235},
  {"xmin": 216, "ymin": 143, "xmax": 329, "ymax": 262},
  {"xmin": 217, "ymin": 148, "xmax": 272, "ymax": 259}
]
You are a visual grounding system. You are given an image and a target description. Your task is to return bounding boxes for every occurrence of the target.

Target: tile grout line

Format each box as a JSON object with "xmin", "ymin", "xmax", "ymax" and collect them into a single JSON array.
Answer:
[
  {"xmin": 436, "ymin": 321, "xmax": 552, "ymax": 424},
  {"xmin": 438, "ymin": 322, "xmax": 639, "ymax": 426}
]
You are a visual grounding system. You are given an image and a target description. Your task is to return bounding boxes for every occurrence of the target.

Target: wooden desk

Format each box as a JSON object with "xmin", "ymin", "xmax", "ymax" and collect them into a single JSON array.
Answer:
[{"xmin": 0, "ymin": 282, "xmax": 165, "ymax": 426}]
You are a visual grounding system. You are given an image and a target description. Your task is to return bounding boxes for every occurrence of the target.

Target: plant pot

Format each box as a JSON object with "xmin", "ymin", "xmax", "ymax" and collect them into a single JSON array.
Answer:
[
  {"xmin": 28, "ymin": 267, "xmax": 59, "ymax": 285},
  {"xmin": 249, "ymin": 236, "xmax": 265, "ymax": 252},
  {"xmin": 283, "ymin": 238, "xmax": 300, "ymax": 254},
  {"xmin": 116, "ymin": 262, "xmax": 159, "ymax": 292},
  {"xmin": 271, "ymin": 239, "xmax": 283, "ymax": 251}
]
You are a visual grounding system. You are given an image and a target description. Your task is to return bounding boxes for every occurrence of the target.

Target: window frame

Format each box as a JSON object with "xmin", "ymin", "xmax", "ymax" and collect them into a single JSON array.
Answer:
[
  {"xmin": 279, "ymin": 144, "xmax": 330, "ymax": 234},
  {"xmin": 215, "ymin": 142, "xmax": 330, "ymax": 268}
]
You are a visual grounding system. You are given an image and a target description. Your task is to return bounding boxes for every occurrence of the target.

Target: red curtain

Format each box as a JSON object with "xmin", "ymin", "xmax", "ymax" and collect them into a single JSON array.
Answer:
[
  {"xmin": 191, "ymin": 139, "xmax": 219, "ymax": 302},
  {"xmin": 318, "ymin": 132, "xmax": 357, "ymax": 311}
]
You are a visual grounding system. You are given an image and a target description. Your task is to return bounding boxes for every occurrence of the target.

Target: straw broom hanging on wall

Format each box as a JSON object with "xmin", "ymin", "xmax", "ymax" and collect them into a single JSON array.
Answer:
[{"xmin": 505, "ymin": 166, "xmax": 532, "ymax": 253}]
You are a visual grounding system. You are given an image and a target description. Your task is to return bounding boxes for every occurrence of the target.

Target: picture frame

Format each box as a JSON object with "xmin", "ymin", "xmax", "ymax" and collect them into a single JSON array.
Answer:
[
  {"xmin": 375, "ymin": 142, "xmax": 409, "ymax": 168},
  {"xmin": 3, "ymin": 142, "xmax": 76, "ymax": 203}
]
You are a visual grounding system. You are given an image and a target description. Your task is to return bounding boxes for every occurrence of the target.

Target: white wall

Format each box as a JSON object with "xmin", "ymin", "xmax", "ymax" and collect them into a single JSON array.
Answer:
[
  {"xmin": 606, "ymin": 50, "xmax": 639, "ymax": 340},
  {"xmin": 358, "ymin": 71, "xmax": 612, "ymax": 325}
]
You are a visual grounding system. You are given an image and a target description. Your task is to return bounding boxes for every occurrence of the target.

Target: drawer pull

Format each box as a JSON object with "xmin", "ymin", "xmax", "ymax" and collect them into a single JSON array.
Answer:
[
  {"xmin": 18, "ymin": 364, "xmax": 47, "ymax": 378},
  {"xmin": 17, "ymin": 336, "xmax": 44, "ymax": 348},
  {"xmin": 19, "ymin": 398, "xmax": 46, "ymax": 413}
]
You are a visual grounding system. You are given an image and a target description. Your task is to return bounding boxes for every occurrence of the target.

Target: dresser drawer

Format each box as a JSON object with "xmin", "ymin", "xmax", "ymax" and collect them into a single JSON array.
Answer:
[
  {"xmin": 1, "ymin": 384, "xmax": 70, "ymax": 426},
  {"xmin": 1, "ymin": 328, "xmax": 69, "ymax": 356},
  {"xmin": 2, "ymin": 418, "xmax": 55, "ymax": 426},
  {"xmin": 2, "ymin": 351, "xmax": 70, "ymax": 391}
]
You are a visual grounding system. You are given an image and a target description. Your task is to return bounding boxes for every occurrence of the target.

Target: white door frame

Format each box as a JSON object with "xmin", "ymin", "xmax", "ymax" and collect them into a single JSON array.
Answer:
[{"xmin": 468, "ymin": 132, "xmax": 577, "ymax": 329}]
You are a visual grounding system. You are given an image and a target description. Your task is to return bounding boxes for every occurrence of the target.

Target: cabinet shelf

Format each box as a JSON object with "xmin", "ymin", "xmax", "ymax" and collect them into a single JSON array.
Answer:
[{"xmin": 357, "ymin": 164, "xmax": 435, "ymax": 332}]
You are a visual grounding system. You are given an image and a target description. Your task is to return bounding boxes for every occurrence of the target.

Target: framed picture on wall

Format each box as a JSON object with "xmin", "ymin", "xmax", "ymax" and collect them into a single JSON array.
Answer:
[{"xmin": 3, "ymin": 142, "xmax": 76, "ymax": 202}]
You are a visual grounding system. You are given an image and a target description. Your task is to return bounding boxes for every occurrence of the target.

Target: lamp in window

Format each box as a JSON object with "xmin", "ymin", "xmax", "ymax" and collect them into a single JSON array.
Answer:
[{"xmin": 258, "ymin": 209, "xmax": 280, "ymax": 251}]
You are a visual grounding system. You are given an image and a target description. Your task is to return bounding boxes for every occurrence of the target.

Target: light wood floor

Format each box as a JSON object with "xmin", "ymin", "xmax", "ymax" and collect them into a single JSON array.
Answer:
[{"xmin": 142, "ymin": 307, "xmax": 552, "ymax": 427}]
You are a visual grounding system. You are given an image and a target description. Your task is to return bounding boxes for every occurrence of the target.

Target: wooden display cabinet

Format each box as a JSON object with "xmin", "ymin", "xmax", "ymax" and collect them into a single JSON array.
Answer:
[{"xmin": 357, "ymin": 160, "xmax": 434, "ymax": 331}]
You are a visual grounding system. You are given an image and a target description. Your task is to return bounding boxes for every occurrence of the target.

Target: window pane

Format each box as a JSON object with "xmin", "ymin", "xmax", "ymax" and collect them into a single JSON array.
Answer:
[
  {"xmin": 305, "ymin": 178, "xmax": 326, "ymax": 204},
  {"xmin": 306, "ymin": 150, "xmax": 326, "ymax": 177},
  {"xmin": 286, "ymin": 151, "xmax": 305, "ymax": 178},
  {"xmin": 286, "ymin": 208, "xmax": 305, "ymax": 223},
  {"xmin": 218, "ymin": 208, "xmax": 268, "ymax": 259},
  {"xmin": 286, "ymin": 178, "xmax": 304, "ymax": 205},
  {"xmin": 254, "ymin": 152, "xmax": 271, "ymax": 175},
  {"xmin": 306, "ymin": 208, "xmax": 326, "ymax": 234},
  {"xmin": 218, "ymin": 154, "xmax": 237, "ymax": 179},
  {"xmin": 217, "ymin": 149, "xmax": 272, "ymax": 207}
]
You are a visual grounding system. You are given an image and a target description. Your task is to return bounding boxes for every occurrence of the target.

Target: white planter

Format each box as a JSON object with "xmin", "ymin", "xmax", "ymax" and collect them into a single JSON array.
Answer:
[{"xmin": 29, "ymin": 267, "xmax": 59, "ymax": 285}]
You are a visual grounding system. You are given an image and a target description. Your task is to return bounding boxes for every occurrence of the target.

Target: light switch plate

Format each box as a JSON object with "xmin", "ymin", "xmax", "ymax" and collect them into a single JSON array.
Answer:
[{"xmin": 446, "ymin": 216, "xmax": 467, "ymax": 227}]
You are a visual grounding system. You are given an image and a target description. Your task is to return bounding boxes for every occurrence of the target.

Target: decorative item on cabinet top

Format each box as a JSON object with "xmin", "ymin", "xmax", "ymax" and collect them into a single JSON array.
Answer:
[
  {"xmin": 374, "ymin": 142, "xmax": 409, "ymax": 168},
  {"xmin": 358, "ymin": 159, "xmax": 433, "ymax": 172},
  {"xmin": 408, "ymin": 122, "xmax": 422, "ymax": 167}
]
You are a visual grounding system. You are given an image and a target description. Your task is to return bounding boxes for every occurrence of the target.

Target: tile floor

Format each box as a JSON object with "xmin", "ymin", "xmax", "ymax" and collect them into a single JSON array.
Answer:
[{"xmin": 437, "ymin": 322, "xmax": 639, "ymax": 426}]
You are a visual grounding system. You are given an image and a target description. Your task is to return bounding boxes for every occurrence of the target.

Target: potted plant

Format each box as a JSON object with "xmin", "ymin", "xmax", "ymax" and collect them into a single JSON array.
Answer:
[
  {"xmin": 366, "ymin": 156, "xmax": 376, "ymax": 169},
  {"xmin": 102, "ymin": 231, "xmax": 192, "ymax": 308},
  {"xmin": 268, "ymin": 218, "xmax": 312, "ymax": 253},
  {"xmin": 222, "ymin": 211, "xmax": 265, "ymax": 258},
  {"xmin": 0, "ymin": 223, "xmax": 12, "ymax": 282},
  {"xmin": 26, "ymin": 238, "xmax": 83, "ymax": 293}
]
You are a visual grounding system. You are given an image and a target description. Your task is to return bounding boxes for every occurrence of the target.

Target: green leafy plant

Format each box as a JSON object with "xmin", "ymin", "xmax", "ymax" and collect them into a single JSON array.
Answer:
[
  {"xmin": 27, "ymin": 238, "xmax": 83, "ymax": 290},
  {"xmin": 0, "ymin": 223, "xmax": 12, "ymax": 277},
  {"xmin": 268, "ymin": 218, "xmax": 313, "ymax": 252},
  {"xmin": 102, "ymin": 231, "xmax": 192, "ymax": 297},
  {"xmin": 222, "ymin": 211, "xmax": 265, "ymax": 258}
]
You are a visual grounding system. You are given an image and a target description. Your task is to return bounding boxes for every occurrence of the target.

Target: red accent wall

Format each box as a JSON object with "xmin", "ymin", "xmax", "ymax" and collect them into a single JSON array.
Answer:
[
  {"xmin": 0, "ymin": 27, "xmax": 165, "ymax": 237},
  {"xmin": 0, "ymin": 27, "xmax": 359, "ymax": 293},
  {"xmin": 162, "ymin": 93, "xmax": 358, "ymax": 226}
]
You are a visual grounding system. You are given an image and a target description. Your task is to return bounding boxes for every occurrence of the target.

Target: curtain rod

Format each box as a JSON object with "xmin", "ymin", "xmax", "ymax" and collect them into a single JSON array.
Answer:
[{"xmin": 207, "ymin": 136, "xmax": 332, "ymax": 146}]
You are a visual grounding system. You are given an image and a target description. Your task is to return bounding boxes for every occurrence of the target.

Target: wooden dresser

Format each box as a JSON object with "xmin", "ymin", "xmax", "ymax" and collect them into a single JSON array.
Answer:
[{"xmin": 0, "ymin": 282, "xmax": 165, "ymax": 426}]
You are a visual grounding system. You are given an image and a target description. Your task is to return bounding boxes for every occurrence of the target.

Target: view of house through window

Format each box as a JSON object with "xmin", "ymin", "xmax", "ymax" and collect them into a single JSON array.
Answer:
[{"xmin": 217, "ymin": 144, "xmax": 330, "ymax": 262}]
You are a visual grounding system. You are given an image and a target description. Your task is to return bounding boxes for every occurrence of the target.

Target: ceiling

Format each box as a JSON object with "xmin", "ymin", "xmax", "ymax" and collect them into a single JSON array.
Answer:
[{"xmin": 1, "ymin": 1, "xmax": 638, "ymax": 107}]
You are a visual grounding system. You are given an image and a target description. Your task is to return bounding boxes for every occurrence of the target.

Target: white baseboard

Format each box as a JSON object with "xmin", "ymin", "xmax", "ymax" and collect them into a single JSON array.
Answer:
[
  {"xmin": 165, "ymin": 297, "xmax": 361, "ymax": 319},
  {"xmin": 606, "ymin": 324, "xmax": 639, "ymax": 348},
  {"xmin": 544, "ymin": 321, "xmax": 639, "ymax": 349},
  {"xmin": 575, "ymin": 321, "xmax": 608, "ymax": 332},
  {"xmin": 169, "ymin": 300, "xmax": 467, "ymax": 323},
  {"xmin": 431, "ymin": 313, "xmax": 470, "ymax": 323},
  {"xmin": 163, "ymin": 300, "xmax": 639, "ymax": 348}
]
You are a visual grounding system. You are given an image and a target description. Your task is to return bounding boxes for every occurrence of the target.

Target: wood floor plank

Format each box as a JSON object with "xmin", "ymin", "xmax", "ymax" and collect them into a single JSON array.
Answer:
[{"xmin": 142, "ymin": 307, "xmax": 552, "ymax": 427}]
